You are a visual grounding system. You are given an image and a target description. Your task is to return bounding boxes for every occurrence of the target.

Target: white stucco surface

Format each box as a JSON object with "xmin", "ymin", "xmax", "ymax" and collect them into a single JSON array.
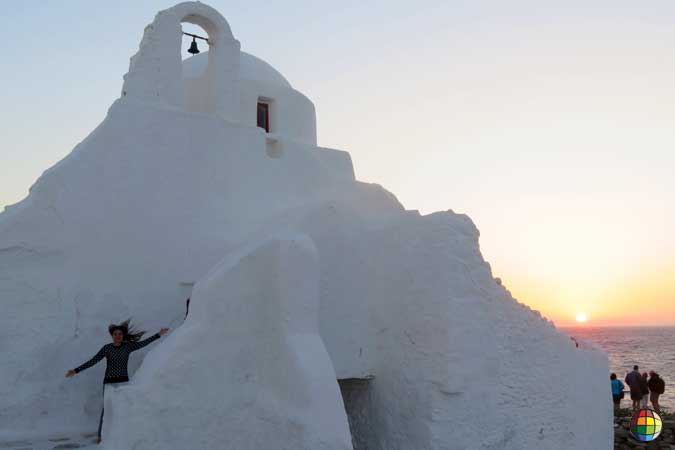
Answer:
[
  {"xmin": 183, "ymin": 51, "xmax": 292, "ymax": 88},
  {"xmin": 102, "ymin": 235, "xmax": 353, "ymax": 450},
  {"xmin": 0, "ymin": 2, "xmax": 612, "ymax": 450}
]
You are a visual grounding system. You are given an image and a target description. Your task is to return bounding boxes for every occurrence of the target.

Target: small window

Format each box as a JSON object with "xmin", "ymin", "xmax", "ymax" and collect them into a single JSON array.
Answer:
[{"xmin": 257, "ymin": 102, "xmax": 270, "ymax": 132}]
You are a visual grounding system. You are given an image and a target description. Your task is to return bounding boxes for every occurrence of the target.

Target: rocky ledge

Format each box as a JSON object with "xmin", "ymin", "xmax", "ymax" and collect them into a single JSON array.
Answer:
[{"xmin": 614, "ymin": 408, "xmax": 674, "ymax": 450}]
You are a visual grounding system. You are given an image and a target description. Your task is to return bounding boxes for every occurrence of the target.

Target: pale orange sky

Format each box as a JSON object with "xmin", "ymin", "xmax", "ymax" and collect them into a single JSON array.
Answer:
[
  {"xmin": 471, "ymin": 192, "xmax": 675, "ymax": 327},
  {"xmin": 2, "ymin": 2, "xmax": 674, "ymax": 327},
  {"xmin": 497, "ymin": 258, "xmax": 675, "ymax": 327}
]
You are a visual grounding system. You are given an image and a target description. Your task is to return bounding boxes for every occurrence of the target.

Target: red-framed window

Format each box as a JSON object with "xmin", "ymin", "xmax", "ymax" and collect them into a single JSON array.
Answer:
[{"xmin": 257, "ymin": 102, "xmax": 270, "ymax": 132}]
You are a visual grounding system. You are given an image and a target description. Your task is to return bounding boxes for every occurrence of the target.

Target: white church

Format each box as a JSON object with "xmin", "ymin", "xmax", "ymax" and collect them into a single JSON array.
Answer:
[{"xmin": 0, "ymin": 3, "xmax": 612, "ymax": 450}]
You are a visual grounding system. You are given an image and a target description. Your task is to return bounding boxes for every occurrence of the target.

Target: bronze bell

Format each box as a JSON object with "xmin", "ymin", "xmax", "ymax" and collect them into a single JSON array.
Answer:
[{"xmin": 187, "ymin": 37, "xmax": 200, "ymax": 55}]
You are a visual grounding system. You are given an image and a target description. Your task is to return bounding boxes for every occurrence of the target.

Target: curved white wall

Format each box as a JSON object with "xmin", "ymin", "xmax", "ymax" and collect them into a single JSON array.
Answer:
[
  {"xmin": 183, "ymin": 52, "xmax": 317, "ymax": 145},
  {"xmin": 240, "ymin": 79, "xmax": 317, "ymax": 146}
]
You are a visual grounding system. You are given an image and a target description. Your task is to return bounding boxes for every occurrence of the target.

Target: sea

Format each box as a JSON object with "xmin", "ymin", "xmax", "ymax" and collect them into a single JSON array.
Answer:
[{"xmin": 561, "ymin": 326, "xmax": 675, "ymax": 409}]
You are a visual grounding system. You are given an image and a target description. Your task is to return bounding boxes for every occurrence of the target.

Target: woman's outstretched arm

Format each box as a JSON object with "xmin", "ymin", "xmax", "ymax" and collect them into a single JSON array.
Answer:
[
  {"xmin": 66, "ymin": 346, "xmax": 106, "ymax": 377},
  {"xmin": 127, "ymin": 328, "xmax": 169, "ymax": 352}
]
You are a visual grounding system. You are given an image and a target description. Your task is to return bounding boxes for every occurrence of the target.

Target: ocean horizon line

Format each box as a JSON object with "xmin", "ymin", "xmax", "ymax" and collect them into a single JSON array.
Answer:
[{"xmin": 559, "ymin": 324, "xmax": 675, "ymax": 329}]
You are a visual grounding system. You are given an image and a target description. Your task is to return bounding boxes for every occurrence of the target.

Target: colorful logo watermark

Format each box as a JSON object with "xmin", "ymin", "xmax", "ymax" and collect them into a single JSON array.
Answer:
[{"xmin": 629, "ymin": 408, "xmax": 662, "ymax": 442}]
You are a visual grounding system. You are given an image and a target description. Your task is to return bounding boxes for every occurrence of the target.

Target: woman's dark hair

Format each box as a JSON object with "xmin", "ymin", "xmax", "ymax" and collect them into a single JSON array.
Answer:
[
  {"xmin": 108, "ymin": 319, "xmax": 146, "ymax": 342},
  {"xmin": 610, "ymin": 373, "xmax": 617, "ymax": 380}
]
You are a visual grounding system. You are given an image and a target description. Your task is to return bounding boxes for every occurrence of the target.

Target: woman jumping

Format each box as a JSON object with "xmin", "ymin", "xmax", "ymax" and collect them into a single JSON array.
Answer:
[{"xmin": 66, "ymin": 319, "xmax": 168, "ymax": 444}]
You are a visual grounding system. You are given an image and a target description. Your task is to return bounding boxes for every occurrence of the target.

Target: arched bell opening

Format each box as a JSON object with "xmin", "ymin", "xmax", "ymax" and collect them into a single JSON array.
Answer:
[
  {"xmin": 181, "ymin": 23, "xmax": 209, "ymax": 63},
  {"xmin": 180, "ymin": 16, "xmax": 218, "ymax": 114}
]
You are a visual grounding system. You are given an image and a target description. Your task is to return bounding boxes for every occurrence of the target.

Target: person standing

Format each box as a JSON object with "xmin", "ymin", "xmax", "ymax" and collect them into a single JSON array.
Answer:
[
  {"xmin": 625, "ymin": 365, "xmax": 643, "ymax": 410},
  {"xmin": 639, "ymin": 372, "xmax": 650, "ymax": 408},
  {"xmin": 648, "ymin": 371, "xmax": 665, "ymax": 413},
  {"xmin": 66, "ymin": 320, "xmax": 169, "ymax": 444},
  {"xmin": 610, "ymin": 373, "xmax": 625, "ymax": 415}
]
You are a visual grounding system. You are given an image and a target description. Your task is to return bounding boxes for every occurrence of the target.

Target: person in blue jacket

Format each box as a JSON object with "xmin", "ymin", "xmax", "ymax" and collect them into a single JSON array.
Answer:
[{"xmin": 610, "ymin": 373, "xmax": 625, "ymax": 415}]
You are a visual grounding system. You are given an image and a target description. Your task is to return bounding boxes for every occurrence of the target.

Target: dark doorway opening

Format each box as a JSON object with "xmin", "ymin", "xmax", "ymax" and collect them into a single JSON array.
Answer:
[{"xmin": 338, "ymin": 377, "xmax": 374, "ymax": 450}]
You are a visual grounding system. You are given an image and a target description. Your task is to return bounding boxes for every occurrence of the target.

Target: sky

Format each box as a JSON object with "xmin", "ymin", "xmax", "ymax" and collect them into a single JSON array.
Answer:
[{"xmin": 1, "ymin": 1, "xmax": 673, "ymax": 327}]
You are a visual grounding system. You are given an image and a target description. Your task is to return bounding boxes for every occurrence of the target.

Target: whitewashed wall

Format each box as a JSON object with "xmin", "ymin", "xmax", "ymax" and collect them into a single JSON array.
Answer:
[{"xmin": 0, "ymin": 2, "xmax": 611, "ymax": 449}]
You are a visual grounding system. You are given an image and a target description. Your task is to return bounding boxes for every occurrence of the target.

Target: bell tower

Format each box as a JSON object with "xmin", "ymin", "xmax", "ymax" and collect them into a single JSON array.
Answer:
[{"xmin": 121, "ymin": 2, "xmax": 241, "ymax": 120}]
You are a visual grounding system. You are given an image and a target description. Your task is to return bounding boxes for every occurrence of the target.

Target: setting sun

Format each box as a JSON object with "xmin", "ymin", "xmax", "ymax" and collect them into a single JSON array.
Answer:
[{"xmin": 575, "ymin": 312, "xmax": 588, "ymax": 323}]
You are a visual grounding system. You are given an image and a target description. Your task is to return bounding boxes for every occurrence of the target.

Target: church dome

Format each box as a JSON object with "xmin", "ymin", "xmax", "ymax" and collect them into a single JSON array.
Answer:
[
  {"xmin": 181, "ymin": 46, "xmax": 315, "ymax": 145},
  {"xmin": 182, "ymin": 51, "xmax": 292, "ymax": 88}
]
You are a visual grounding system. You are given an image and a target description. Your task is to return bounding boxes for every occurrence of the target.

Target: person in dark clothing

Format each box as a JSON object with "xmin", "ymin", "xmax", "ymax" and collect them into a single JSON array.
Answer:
[
  {"xmin": 648, "ymin": 371, "xmax": 665, "ymax": 413},
  {"xmin": 66, "ymin": 320, "xmax": 168, "ymax": 444},
  {"xmin": 639, "ymin": 372, "xmax": 650, "ymax": 408},
  {"xmin": 625, "ymin": 365, "xmax": 642, "ymax": 410}
]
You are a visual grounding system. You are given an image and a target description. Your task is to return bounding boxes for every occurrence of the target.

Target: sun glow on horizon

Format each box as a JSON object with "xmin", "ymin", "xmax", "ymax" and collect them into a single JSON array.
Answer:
[
  {"xmin": 575, "ymin": 312, "xmax": 588, "ymax": 323},
  {"xmin": 497, "ymin": 259, "xmax": 675, "ymax": 327}
]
